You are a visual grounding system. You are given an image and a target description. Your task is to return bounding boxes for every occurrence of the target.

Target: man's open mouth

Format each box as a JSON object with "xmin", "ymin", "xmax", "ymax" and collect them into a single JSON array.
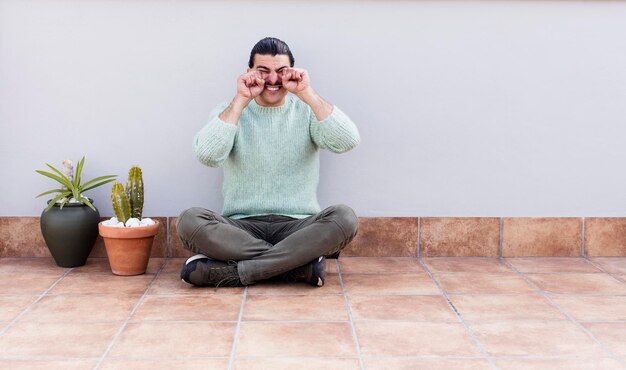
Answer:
[{"xmin": 266, "ymin": 86, "xmax": 281, "ymax": 91}]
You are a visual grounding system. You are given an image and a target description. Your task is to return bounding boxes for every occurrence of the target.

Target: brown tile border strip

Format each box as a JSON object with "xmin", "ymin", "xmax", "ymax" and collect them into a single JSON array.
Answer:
[
  {"xmin": 0, "ymin": 217, "xmax": 47, "ymax": 257},
  {"xmin": 420, "ymin": 218, "xmax": 500, "ymax": 257},
  {"xmin": 342, "ymin": 217, "xmax": 418, "ymax": 257},
  {"xmin": 584, "ymin": 218, "xmax": 626, "ymax": 256},
  {"xmin": 502, "ymin": 218, "xmax": 583, "ymax": 257},
  {"xmin": 2, "ymin": 216, "xmax": 625, "ymax": 257},
  {"xmin": 0, "ymin": 217, "xmax": 167, "ymax": 258}
]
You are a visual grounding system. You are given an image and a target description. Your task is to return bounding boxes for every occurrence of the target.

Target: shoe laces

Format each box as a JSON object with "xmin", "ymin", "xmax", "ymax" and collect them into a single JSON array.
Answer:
[{"xmin": 205, "ymin": 260, "xmax": 240, "ymax": 288}]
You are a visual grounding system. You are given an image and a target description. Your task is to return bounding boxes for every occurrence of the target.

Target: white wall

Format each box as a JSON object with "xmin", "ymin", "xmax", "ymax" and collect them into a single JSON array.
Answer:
[{"xmin": 1, "ymin": 0, "xmax": 625, "ymax": 217}]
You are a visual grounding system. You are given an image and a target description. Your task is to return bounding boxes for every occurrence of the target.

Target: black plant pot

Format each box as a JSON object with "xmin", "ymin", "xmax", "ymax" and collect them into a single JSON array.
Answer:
[{"xmin": 40, "ymin": 199, "xmax": 100, "ymax": 267}]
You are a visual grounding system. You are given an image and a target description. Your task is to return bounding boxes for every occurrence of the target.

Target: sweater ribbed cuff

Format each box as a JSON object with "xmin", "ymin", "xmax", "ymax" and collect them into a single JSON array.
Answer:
[
  {"xmin": 312, "ymin": 106, "xmax": 360, "ymax": 152},
  {"xmin": 193, "ymin": 117, "xmax": 238, "ymax": 167}
]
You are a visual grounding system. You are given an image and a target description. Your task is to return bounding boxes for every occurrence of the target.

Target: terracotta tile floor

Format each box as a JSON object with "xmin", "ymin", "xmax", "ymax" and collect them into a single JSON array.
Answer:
[{"xmin": 0, "ymin": 256, "xmax": 625, "ymax": 370}]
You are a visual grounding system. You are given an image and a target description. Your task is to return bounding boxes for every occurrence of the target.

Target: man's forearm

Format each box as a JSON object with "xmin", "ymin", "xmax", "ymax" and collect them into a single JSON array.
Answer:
[
  {"xmin": 218, "ymin": 96, "xmax": 251, "ymax": 126},
  {"xmin": 297, "ymin": 88, "xmax": 333, "ymax": 121}
]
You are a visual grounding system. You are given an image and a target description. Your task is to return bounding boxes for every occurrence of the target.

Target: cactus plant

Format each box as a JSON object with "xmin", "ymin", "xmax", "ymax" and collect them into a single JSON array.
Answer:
[
  {"xmin": 110, "ymin": 166, "xmax": 144, "ymax": 224},
  {"xmin": 111, "ymin": 182, "xmax": 131, "ymax": 223},
  {"xmin": 125, "ymin": 166, "xmax": 144, "ymax": 219},
  {"xmin": 100, "ymin": 165, "xmax": 157, "ymax": 275}
]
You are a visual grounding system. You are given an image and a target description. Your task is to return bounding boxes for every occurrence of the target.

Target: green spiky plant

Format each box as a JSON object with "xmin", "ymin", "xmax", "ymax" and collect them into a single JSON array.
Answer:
[
  {"xmin": 36, "ymin": 157, "xmax": 117, "ymax": 212},
  {"xmin": 111, "ymin": 166, "xmax": 144, "ymax": 224}
]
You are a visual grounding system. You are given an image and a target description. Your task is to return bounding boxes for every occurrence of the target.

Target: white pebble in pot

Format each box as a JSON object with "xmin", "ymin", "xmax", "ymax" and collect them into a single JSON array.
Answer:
[
  {"xmin": 125, "ymin": 218, "xmax": 141, "ymax": 227},
  {"xmin": 140, "ymin": 218, "xmax": 156, "ymax": 226}
]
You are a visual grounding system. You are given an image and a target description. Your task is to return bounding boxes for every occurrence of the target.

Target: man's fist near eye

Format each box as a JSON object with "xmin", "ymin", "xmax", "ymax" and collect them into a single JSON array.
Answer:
[
  {"xmin": 281, "ymin": 68, "xmax": 311, "ymax": 95},
  {"xmin": 237, "ymin": 71, "xmax": 265, "ymax": 100}
]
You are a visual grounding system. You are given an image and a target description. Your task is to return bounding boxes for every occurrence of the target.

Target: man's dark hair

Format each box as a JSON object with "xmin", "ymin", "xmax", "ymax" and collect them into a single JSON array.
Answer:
[{"xmin": 248, "ymin": 37, "xmax": 295, "ymax": 68}]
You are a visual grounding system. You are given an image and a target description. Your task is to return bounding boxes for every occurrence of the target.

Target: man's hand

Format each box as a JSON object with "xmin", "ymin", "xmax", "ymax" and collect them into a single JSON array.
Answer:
[
  {"xmin": 280, "ymin": 68, "xmax": 311, "ymax": 96},
  {"xmin": 282, "ymin": 68, "xmax": 333, "ymax": 121},
  {"xmin": 237, "ymin": 71, "xmax": 265, "ymax": 101},
  {"xmin": 219, "ymin": 71, "xmax": 264, "ymax": 125}
]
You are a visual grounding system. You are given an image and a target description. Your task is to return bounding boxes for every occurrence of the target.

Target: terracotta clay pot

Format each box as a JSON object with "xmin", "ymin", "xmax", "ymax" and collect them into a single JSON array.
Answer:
[{"xmin": 98, "ymin": 221, "xmax": 159, "ymax": 276}]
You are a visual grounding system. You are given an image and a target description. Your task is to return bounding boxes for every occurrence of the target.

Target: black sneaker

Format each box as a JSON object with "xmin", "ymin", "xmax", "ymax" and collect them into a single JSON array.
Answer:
[
  {"xmin": 283, "ymin": 256, "xmax": 326, "ymax": 287},
  {"xmin": 180, "ymin": 254, "xmax": 242, "ymax": 287}
]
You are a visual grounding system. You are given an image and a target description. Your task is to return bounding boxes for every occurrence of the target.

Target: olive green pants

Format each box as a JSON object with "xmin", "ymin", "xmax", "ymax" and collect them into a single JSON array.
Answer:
[{"xmin": 176, "ymin": 204, "xmax": 359, "ymax": 285}]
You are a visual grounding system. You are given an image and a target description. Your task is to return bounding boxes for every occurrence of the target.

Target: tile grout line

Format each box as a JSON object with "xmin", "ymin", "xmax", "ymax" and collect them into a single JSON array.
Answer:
[
  {"xmin": 583, "ymin": 257, "xmax": 626, "ymax": 285},
  {"xmin": 581, "ymin": 217, "xmax": 585, "ymax": 257},
  {"xmin": 499, "ymin": 218, "xmax": 504, "ymax": 257},
  {"xmin": 418, "ymin": 259, "xmax": 499, "ymax": 370},
  {"xmin": 417, "ymin": 217, "xmax": 421, "ymax": 258},
  {"xmin": 336, "ymin": 259, "xmax": 366, "ymax": 370},
  {"xmin": 0, "ymin": 268, "xmax": 73, "ymax": 337},
  {"xmin": 93, "ymin": 261, "xmax": 167, "ymax": 370},
  {"xmin": 10, "ymin": 317, "xmax": 616, "ymax": 324},
  {"xmin": 166, "ymin": 216, "xmax": 171, "ymax": 258},
  {"xmin": 10, "ymin": 353, "xmax": 625, "ymax": 361},
  {"xmin": 227, "ymin": 286, "xmax": 247, "ymax": 370},
  {"xmin": 500, "ymin": 258, "xmax": 624, "ymax": 366},
  {"xmin": 234, "ymin": 354, "xmax": 625, "ymax": 359}
]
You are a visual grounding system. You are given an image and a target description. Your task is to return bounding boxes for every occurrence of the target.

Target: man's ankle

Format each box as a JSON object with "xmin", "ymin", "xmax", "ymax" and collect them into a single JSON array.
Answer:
[{"xmin": 281, "ymin": 256, "xmax": 326, "ymax": 287}]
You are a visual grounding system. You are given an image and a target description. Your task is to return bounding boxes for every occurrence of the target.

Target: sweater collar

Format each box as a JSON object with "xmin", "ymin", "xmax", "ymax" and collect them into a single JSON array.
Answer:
[{"xmin": 249, "ymin": 94, "xmax": 294, "ymax": 113}]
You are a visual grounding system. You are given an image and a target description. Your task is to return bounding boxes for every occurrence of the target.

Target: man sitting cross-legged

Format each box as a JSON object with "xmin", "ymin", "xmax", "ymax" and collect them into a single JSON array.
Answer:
[{"xmin": 177, "ymin": 37, "xmax": 360, "ymax": 288}]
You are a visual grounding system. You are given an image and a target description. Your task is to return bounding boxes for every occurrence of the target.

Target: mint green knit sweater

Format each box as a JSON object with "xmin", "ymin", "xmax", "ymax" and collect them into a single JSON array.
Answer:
[{"xmin": 193, "ymin": 94, "xmax": 360, "ymax": 219}]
